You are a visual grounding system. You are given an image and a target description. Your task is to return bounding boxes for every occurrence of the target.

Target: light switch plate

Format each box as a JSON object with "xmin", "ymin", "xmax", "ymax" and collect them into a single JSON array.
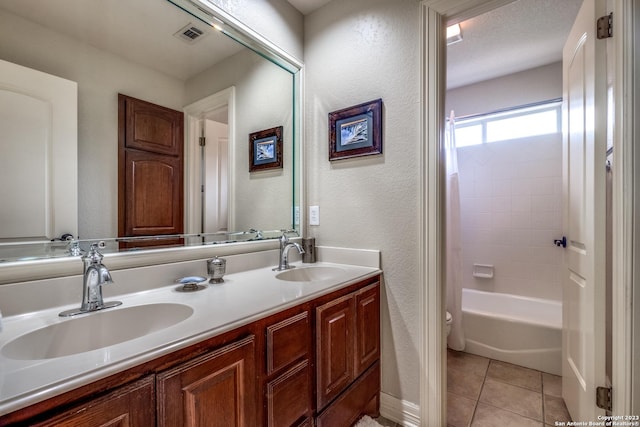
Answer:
[{"xmin": 309, "ymin": 206, "xmax": 320, "ymax": 226}]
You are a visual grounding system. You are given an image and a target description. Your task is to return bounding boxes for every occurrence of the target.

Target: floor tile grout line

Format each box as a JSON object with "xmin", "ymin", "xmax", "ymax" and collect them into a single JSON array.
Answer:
[
  {"xmin": 466, "ymin": 359, "xmax": 488, "ymax": 427},
  {"xmin": 473, "ymin": 356, "xmax": 545, "ymax": 425},
  {"xmin": 448, "ymin": 352, "xmax": 566, "ymax": 427},
  {"xmin": 473, "ymin": 400, "xmax": 547, "ymax": 425},
  {"xmin": 541, "ymin": 371, "xmax": 547, "ymax": 425}
]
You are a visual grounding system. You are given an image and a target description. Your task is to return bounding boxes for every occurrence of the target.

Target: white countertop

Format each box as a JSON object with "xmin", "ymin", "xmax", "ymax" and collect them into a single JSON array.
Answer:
[{"xmin": 0, "ymin": 260, "xmax": 380, "ymax": 416}]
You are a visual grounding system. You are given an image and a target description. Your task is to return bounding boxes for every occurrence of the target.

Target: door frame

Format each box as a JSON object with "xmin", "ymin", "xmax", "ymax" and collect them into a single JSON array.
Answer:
[
  {"xmin": 418, "ymin": 1, "xmax": 638, "ymax": 424},
  {"xmin": 610, "ymin": 1, "xmax": 639, "ymax": 415},
  {"xmin": 183, "ymin": 87, "xmax": 236, "ymax": 235}
]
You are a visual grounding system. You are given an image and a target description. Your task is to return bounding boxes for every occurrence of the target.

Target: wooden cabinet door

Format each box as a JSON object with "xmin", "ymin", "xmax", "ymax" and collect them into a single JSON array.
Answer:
[
  {"xmin": 355, "ymin": 282, "xmax": 380, "ymax": 377},
  {"xmin": 124, "ymin": 150, "xmax": 183, "ymax": 237},
  {"xmin": 31, "ymin": 376, "xmax": 155, "ymax": 427},
  {"xmin": 118, "ymin": 94, "xmax": 183, "ymax": 245},
  {"xmin": 157, "ymin": 335, "xmax": 257, "ymax": 427},
  {"xmin": 316, "ymin": 293, "xmax": 355, "ymax": 410}
]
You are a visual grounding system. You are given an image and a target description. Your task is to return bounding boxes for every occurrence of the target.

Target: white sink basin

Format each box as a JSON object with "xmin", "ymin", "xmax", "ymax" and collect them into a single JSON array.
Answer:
[
  {"xmin": 276, "ymin": 266, "xmax": 345, "ymax": 282},
  {"xmin": 2, "ymin": 303, "xmax": 193, "ymax": 360}
]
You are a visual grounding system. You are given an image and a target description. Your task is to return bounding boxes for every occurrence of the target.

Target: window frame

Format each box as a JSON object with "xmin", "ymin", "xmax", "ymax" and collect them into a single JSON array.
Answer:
[{"xmin": 451, "ymin": 99, "xmax": 562, "ymax": 148}]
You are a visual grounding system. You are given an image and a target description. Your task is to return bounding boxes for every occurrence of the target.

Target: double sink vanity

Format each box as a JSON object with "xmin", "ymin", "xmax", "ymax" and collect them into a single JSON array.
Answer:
[{"xmin": 0, "ymin": 245, "xmax": 382, "ymax": 426}]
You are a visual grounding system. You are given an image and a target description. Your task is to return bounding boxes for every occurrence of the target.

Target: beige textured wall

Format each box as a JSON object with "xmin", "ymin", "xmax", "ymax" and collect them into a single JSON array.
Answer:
[
  {"xmin": 446, "ymin": 62, "xmax": 562, "ymax": 117},
  {"xmin": 304, "ymin": 0, "xmax": 422, "ymax": 404}
]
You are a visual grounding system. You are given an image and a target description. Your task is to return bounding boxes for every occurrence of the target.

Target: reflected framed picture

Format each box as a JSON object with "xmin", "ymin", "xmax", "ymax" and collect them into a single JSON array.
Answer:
[
  {"xmin": 249, "ymin": 126, "xmax": 283, "ymax": 172},
  {"xmin": 328, "ymin": 98, "xmax": 382, "ymax": 161}
]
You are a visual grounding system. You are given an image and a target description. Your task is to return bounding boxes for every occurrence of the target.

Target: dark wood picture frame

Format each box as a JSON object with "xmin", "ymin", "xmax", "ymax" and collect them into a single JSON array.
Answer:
[
  {"xmin": 249, "ymin": 126, "xmax": 283, "ymax": 172},
  {"xmin": 328, "ymin": 98, "xmax": 382, "ymax": 161}
]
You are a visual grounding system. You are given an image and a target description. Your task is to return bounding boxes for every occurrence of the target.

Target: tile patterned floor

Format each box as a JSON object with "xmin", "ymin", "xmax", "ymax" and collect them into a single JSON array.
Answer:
[
  {"xmin": 368, "ymin": 350, "xmax": 570, "ymax": 426},
  {"xmin": 447, "ymin": 350, "xmax": 572, "ymax": 427}
]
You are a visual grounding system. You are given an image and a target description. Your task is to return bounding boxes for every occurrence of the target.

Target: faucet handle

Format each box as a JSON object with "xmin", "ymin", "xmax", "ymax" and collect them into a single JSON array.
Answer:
[
  {"xmin": 83, "ymin": 243, "xmax": 104, "ymax": 263},
  {"xmin": 67, "ymin": 240, "xmax": 83, "ymax": 256},
  {"xmin": 280, "ymin": 229, "xmax": 299, "ymax": 237}
]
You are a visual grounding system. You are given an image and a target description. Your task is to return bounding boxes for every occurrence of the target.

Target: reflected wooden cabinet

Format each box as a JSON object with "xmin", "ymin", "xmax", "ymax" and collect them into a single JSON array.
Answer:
[
  {"xmin": 118, "ymin": 94, "xmax": 184, "ymax": 248},
  {"xmin": 157, "ymin": 335, "xmax": 256, "ymax": 427}
]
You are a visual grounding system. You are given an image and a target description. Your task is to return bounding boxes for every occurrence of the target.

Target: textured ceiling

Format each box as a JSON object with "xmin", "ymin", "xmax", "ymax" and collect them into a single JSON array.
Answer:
[
  {"xmin": 3, "ymin": 0, "xmax": 583, "ymax": 89},
  {"xmin": 287, "ymin": 0, "xmax": 583, "ymax": 89},
  {"xmin": 0, "ymin": 0, "xmax": 244, "ymax": 81},
  {"xmin": 286, "ymin": 0, "xmax": 331, "ymax": 15},
  {"xmin": 447, "ymin": 0, "xmax": 583, "ymax": 89}
]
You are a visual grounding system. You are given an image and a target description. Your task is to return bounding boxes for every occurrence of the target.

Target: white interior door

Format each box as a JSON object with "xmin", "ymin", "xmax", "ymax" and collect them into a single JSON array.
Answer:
[
  {"xmin": 0, "ymin": 59, "xmax": 77, "ymax": 241},
  {"xmin": 203, "ymin": 119, "xmax": 229, "ymax": 233},
  {"xmin": 562, "ymin": 0, "xmax": 607, "ymax": 420}
]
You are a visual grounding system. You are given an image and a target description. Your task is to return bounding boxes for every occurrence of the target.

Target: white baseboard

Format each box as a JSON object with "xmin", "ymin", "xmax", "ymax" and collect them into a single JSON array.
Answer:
[{"xmin": 379, "ymin": 392, "xmax": 421, "ymax": 427}]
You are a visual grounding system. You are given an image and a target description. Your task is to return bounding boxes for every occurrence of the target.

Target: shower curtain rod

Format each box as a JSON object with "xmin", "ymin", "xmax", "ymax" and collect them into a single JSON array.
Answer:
[{"xmin": 448, "ymin": 97, "xmax": 563, "ymax": 122}]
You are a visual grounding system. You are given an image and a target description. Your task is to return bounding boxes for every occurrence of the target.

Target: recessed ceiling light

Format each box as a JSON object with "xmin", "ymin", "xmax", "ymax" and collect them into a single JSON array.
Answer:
[{"xmin": 446, "ymin": 23, "xmax": 463, "ymax": 45}]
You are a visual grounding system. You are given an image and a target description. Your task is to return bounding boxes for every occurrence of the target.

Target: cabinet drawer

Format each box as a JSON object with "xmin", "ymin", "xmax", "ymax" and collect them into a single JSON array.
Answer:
[
  {"xmin": 266, "ymin": 310, "xmax": 310, "ymax": 375},
  {"xmin": 265, "ymin": 360, "xmax": 312, "ymax": 427},
  {"xmin": 31, "ymin": 376, "xmax": 155, "ymax": 427},
  {"xmin": 316, "ymin": 361, "xmax": 380, "ymax": 427}
]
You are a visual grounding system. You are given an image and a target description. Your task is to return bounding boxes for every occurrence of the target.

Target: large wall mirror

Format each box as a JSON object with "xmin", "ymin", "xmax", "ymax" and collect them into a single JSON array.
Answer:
[{"xmin": 0, "ymin": 0, "xmax": 301, "ymax": 263}]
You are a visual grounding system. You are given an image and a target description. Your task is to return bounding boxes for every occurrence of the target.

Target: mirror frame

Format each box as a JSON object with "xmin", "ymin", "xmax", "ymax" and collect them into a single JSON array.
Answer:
[{"xmin": 0, "ymin": 0, "xmax": 305, "ymax": 285}]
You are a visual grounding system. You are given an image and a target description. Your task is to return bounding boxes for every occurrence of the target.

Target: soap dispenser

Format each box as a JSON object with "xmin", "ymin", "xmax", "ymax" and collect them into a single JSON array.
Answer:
[{"xmin": 302, "ymin": 238, "xmax": 316, "ymax": 263}]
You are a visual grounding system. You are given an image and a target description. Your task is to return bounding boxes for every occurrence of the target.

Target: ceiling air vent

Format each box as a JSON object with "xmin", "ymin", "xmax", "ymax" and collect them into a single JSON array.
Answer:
[{"xmin": 174, "ymin": 23, "xmax": 208, "ymax": 44}]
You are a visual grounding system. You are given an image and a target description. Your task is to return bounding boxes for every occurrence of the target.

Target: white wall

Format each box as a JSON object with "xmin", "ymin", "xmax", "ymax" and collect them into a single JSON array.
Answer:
[
  {"xmin": 305, "ymin": 0, "xmax": 421, "ymax": 405},
  {"xmin": 457, "ymin": 135, "xmax": 563, "ymax": 301},
  {"xmin": 448, "ymin": 64, "xmax": 564, "ymax": 302}
]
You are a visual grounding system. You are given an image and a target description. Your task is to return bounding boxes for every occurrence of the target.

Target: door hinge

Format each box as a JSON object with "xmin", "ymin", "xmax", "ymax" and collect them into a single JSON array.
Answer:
[
  {"xmin": 597, "ymin": 13, "xmax": 613, "ymax": 39},
  {"xmin": 596, "ymin": 386, "xmax": 612, "ymax": 411},
  {"xmin": 199, "ymin": 136, "xmax": 206, "ymax": 146}
]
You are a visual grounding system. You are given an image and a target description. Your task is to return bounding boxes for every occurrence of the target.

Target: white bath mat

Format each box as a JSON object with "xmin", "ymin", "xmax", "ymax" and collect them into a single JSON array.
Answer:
[{"xmin": 354, "ymin": 415, "xmax": 384, "ymax": 427}]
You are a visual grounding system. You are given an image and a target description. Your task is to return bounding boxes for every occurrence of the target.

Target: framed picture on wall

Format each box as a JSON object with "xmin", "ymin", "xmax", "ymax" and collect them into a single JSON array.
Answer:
[
  {"xmin": 249, "ymin": 126, "xmax": 283, "ymax": 172},
  {"xmin": 328, "ymin": 98, "xmax": 382, "ymax": 161}
]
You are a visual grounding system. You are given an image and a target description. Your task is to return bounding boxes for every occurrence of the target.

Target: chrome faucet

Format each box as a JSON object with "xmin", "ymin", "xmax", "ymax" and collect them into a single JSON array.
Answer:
[
  {"xmin": 59, "ymin": 244, "xmax": 122, "ymax": 317},
  {"xmin": 274, "ymin": 233, "xmax": 305, "ymax": 271}
]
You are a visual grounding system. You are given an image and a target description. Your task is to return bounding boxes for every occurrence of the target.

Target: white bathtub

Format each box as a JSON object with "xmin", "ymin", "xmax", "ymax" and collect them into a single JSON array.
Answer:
[{"xmin": 461, "ymin": 288, "xmax": 562, "ymax": 375}]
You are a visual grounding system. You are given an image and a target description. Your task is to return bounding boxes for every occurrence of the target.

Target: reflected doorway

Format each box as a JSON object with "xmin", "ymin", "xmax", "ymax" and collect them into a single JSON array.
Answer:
[{"xmin": 184, "ymin": 87, "xmax": 236, "ymax": 239}]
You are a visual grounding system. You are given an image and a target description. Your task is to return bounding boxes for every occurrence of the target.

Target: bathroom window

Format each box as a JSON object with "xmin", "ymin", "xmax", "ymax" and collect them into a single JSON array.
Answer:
[{"xmin": 452, "ymin": 100, "xmax": 562, "ymax": 148}]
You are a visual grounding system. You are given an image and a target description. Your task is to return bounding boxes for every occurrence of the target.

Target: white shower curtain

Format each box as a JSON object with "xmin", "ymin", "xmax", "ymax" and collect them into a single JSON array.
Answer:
[{"xmin": 445, "ymin": 110, "xmax": 465, "ymax": 351}]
